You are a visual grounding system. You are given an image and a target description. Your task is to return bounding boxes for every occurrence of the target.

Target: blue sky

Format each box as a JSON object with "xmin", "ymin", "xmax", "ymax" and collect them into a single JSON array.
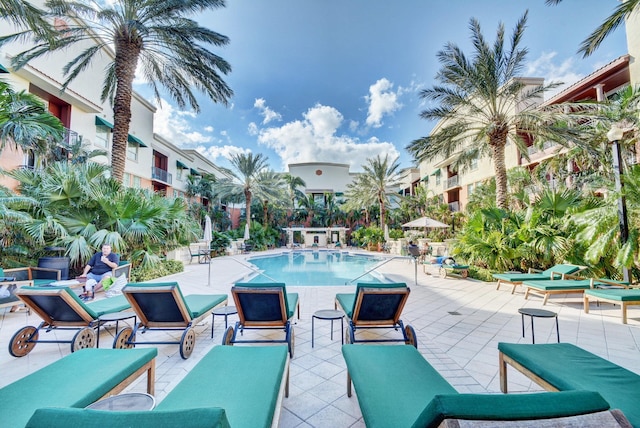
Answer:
[{"xmin": 141, "ymin": 1, "xmax": 629, "ymax": 173}]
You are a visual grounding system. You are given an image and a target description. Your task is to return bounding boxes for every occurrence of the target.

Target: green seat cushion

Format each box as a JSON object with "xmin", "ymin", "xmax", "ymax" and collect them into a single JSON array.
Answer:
[
  {"xmin": 498, "ymin": 342, "xmax": 640, "ymax": 427},
  {"xmin": 32, "ymin": 279, "xmax": 55, "ymax": 286},
  {"xmin": 235, "ymin": 282, "xmax": 297, "ymax": 318},
  {"xmin": 541, "ymin": 264, "xmax": 582, "ymax": 276},
  {"xmin": 184, "ymin": 294, "xmax": 228, "ymax": 318},
  {"xmin": 585, "ymin": 288, "xmax": 640, "ymax": 301},
  {"xmin": 522, "ymin": 279, "xmax": 593, "ymax": 291},
  {"xmin": 342, "ymin": 345, "xmax": 457, "ymax": 428},
  {"xmin": 492, "ymin": 272, "xmax": 551, "ymax": 282},
  {"xmin": 442, "ymin": 265, "xmax": 469, "ymax": 269},
  {"xmin": 156, "ymin": 345, "xmax": 288, "ymax": 428},
  {"xmin": 0, "ymin": 348, "xmax": 157, "ymax": 427},
  {"xmin": 336, "ymin": 282, "xmax": 407, "ymax": 318},
  {"xmin": 413, "ymin": 391, "xmax": 611, "ymax": 428},
  {"xmin": 27, "ymin": 407, "xmax": 230, "ymax": 428},
  {"xmin": 86, "ymin": 294, "xmax": 131, "ymax": 316}
]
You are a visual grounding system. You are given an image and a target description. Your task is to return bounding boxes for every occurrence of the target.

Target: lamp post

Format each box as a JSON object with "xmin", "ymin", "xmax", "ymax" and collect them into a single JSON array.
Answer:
[{"xmin": 606, "ymin": 125, "xmax": 631, "ymax": 283}]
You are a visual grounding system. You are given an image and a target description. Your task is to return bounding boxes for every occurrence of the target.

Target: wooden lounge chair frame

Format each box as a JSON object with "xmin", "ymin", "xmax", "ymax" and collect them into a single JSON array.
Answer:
[
  {"xmin": 9, "ymin": 287, "xmax": 129, "ymax": 357},
  {"xmin": 495, "ymin": 264, "xmax": 587, "ymax": 294},
  {"xmin": 338, "ymin": 286, "xmax": 417, "ymax": 347},
  {"xmin": 224, "ymin": 286, "xmax": 296, "ymax": 357},
  {"xmin": 115, "ymin": 283, "xmax": 227, "ymax": 359},
  {"xmin": 584, "ymin": 284, "xmax": 640, "ymax": 324}
]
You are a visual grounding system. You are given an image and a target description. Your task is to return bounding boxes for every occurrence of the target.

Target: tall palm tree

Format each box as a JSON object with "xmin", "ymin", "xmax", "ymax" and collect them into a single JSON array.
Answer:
[
  {"xmin": 283, "ymin": 173, "xmax": 306, "ymax": 219},
  {"xmin": 0, "ymin": 79, "xmax": 64, "ymax": 154},
  {"xmin": 3, "ymin": 0, "xmax": 232, "ymax": 181},
  {"xmin": 546, "ymin": 0, "xmax": 640, "ymax": 57},
  {"xmin": 347, "ymin": 154, "xmax": 403, "ymax": 231},
  {"xmin": 216, "ymin": 153, "xmax": 282, "ymax": 229},
  {"xmin": 407, "ymin": 12, "xmax": 560, "ymax": 209},
  {"xmin": 0, "ymin": 0, "xmax": 56, "ymax": 41}
]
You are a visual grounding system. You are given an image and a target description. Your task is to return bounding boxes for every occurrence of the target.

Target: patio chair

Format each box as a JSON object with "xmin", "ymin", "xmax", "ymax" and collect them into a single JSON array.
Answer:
[
  {"xmin": 2, "ymin": 265, "xmax": 61, "ymax": 287},
  {"xmin": 188, "ymin": 243, "xmax": 210, "ymax": 264},
  {"xmin": 223, "ymin": 282, "xmax": 300, "ymax": 357},
  {"xmin": 335, "ymin": 282, "xmax": 417, "ymax": 347},
  {"xmin": 0, "ymin": 268, "xmax": 35, "ymax": 311},
  {"xmin": 584, "ymin": 279, "xmax": 640, "ymax": 323},
  {"xmin": 9, "ymin": 286, "xmax": 131, "ymax": 357},
  {"xmin": 114, "ymin": 282, "xmax": 228, "ymax": 359},
  {"xmin": 493, "ymin": 263, "xmax": 585, "ymax": 294}
]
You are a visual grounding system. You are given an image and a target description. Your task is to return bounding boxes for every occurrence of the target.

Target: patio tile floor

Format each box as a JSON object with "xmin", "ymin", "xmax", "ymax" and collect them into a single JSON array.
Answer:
[{"xmin": 1, "ymin": 250, "xmax": 639, "ymax": 427}]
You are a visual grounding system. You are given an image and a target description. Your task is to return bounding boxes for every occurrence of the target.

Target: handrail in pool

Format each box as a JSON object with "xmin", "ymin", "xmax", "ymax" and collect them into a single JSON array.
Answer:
[
  {"xmin": 346, "ymin": 256, "xmax": 409, "ymax": 285},
  {"xmin": 228, "ymin": 257, "xmax": 280, "ymax": 283}
]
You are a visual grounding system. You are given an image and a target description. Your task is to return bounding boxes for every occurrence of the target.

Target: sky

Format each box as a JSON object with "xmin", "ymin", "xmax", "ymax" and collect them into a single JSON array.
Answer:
[{"xmin": 137, "ymin": 0, "xmax": 630, "ymax": 173}]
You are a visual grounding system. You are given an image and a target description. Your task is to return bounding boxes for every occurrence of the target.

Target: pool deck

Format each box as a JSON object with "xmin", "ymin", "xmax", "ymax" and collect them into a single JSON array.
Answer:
[{"xmin": 2, "ymin": 249, "xmax": 640, "ymax": 427}]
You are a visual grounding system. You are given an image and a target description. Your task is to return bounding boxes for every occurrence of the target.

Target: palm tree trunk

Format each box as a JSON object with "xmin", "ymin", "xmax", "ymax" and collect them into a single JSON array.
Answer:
[
  {"xmin": 245, "ymin": 190, "xmax": 252, "ymax": 228},
  {"xmin": 491, "ymin": 137, "xmax": 509, "ymax": 209},
  {"xmin": 111, "ymin": 39, "xmax": 141, "ymax": 182}
]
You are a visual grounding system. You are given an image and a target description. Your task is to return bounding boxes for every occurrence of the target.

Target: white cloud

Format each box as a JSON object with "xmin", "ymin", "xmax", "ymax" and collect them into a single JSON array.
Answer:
[
  {"xmin": 526, "ymin": 52, "xmax": 583, "ymax": 99},
  {"xmin": 365, "ymin": 78, "xmax": 403, "ymax": 128},
  {"xmin": 153, "ymin": 99, "xmax": 212, "ymax": 145},
  {"xmin": 197, "ymin": 144, "xmax": 251, "ymax": 161},
  {"xmin": 204, "ymin": 126, "xmax": 214, "ymax": 132},
  {"xmin": 254, "ymin": 98, "xmax": 282, "ymax": 124},
  {"xmin": 255, "ymin": 103, "xmax": 400, "ymax": 171}
]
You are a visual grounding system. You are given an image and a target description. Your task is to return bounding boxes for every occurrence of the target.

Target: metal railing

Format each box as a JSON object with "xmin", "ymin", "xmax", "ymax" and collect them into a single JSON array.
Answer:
[
  {"xmin": 228, "ymin": 257, "xmax": 280, "ymax": 283},
  {"xmin": 151, "ymin": 166, "xmax": 172, "ymax": 184},
  {"xmin": 346, "ymin": 256, "xmax": 408, "ymax": 285},
  {"xmin": 446, "ymin": 175, "xmax": 459, "ymax": 188}
]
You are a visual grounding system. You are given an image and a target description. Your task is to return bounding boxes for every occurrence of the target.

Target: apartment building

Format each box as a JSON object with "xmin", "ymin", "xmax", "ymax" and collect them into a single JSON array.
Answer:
[{"xmin": 0, "ymin": 8, "xmax": 226, "ymax": 199}]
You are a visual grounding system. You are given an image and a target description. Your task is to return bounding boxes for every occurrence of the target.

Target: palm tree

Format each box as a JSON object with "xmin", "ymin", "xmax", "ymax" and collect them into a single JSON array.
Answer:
[
  {"xmin": 407, "ymin": 12, "xmax": 561, "ymax": 209},
  {"xmin": 3, "ymin": 0, "xmax": 232, "ymax": 181},
  {"xmin": 546, "ymin": 0, "xmax": 640, "ymax": 57},
  {"xmin": 0, "ymin": 0, "xmax": 56, "ymax": 41},
  {"xmin": 0, "ymin": 79, "xmax": 64, "ymax": 154},
  {"xmin": 347, "ymin": 154, "xmax": 403, "ymax": 231},
  {"xmin": 283, "ymin": 173, "xmax": 306, "ymax": 222},
  {"xmin": 216, "ymin": 153, "xmax": 282, "ymax": 229}
]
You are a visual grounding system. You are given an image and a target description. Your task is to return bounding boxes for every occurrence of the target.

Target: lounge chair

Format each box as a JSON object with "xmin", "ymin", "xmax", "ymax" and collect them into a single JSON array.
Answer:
[
  {"xmin": 335, "ymin": 282, "xmax": 417, "ymax": 347},
  {"xmin": 9, "ymin": 286, "xmax": 131, "ymax": 356},
  {"xmin": 114, "ymin": 282, "xmax": 227, "ymax": 359},
  {"xmin": 25, "ymin": 345, "xmax": 288, "ymax": 428},
  {"xmin": 1, "ymin": 348, "xmax": 157, "ymax": 427},
  {"xmin": 523, "ymin": 274, "xmax": 628, "ymax": 305},
  {"xmin": 223, "ymin": 282, "xmax": 299, "ymax": 357},
  {"xmin": 0, "ymin": 267, "xmax": 35, "ymax": 310},
  {"xmin": 343, "ymin": 344, "xmax": 628, "ymax": 428},
  {"xmin": 584, "ymin": 285, "xmax": 640, "ymax": 324},
  {"xmin": 499, "ymin": 342, "xmax": 640, "ymax": 428},
  {"xmin": 493, "ymin": 263, "xmax": 585, "ymax": 294}
]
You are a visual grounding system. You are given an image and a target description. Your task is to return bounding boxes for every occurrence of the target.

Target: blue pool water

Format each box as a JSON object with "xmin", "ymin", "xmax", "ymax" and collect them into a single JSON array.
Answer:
[{"xmin": 246, "ymin": 251, "xmax": 387, "ymax": 286}]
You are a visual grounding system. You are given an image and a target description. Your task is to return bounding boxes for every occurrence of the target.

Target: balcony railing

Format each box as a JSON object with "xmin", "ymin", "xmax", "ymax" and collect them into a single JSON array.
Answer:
[
  {"xmin": 446, "ymin": 175, "xmax": 459, "ymax": 188},
  {"xmin": 151, "ymin": 166, "xmax": 172, "ymax": 184},
  {"xmin": 527, "ymin": 141, "xmax": 558, "ymax": 156},
  {"xmin": 448, "ymin": 201, "xmax": 460, "ymax": 212}
]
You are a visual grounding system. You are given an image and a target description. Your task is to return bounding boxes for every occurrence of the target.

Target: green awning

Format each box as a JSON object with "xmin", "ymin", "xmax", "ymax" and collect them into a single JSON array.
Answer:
[
  {"xmin": 95, "ymin": 116, "xmax": 114, "ymax": 129},
  {"xmin": 430, "ymin": 169, "xmax": 441, "ymax": 176},
  {"xmin": 190, "ymin": 168, "xmax": 200, "ymax": 176},
  {"xmin": 421, "ymin": 175, "xmax": 429, "ymax": 182},
  {"xmin": 0, "ymin": 63, "xmax": 9, "ymax": 73},
  {"xmin": 176, "ymin": 160, "xmax": 189, "ymax": 169},
  {"xmin": 127, "ymin": 134, "xmax": 147, "ymax": 147}
]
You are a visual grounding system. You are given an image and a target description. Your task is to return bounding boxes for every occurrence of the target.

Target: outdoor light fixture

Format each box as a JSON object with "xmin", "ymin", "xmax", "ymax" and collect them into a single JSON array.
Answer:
[{"xmin": 607, "ymin": 124, "xmax": 631, "ymax": 282}]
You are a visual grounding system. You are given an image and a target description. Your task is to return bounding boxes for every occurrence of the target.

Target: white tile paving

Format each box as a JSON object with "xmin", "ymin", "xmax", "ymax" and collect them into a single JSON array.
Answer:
[{"xmin": 1, "ymin": 250, "xmax": 640, "ymax": 427}]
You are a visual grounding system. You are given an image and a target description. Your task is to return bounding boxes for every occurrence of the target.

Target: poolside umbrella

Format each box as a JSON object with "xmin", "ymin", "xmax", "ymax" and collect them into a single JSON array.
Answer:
[
  {"xmin": 384, "ymin": 224, "xmax": 390, "ymax": 241},
  {"xmin": 244, "ymin": 223, "xmax": 250, "ymax": 241},
  {"xmin": 402, "ymin": 216, "xmax": 449, "ymax": 229},
  {"xmin": 203, "ymin": 215, "xmax": 212, "ymax": 243}
]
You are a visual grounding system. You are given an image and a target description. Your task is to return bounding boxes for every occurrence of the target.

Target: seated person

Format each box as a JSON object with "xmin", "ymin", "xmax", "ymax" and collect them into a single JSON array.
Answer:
[{"xmin": 78, "ymin": 243, "xmax": 119, "ymax": 300}]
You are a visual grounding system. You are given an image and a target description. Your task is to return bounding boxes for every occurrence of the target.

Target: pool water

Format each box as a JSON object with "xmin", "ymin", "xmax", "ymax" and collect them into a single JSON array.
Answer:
[{"xmin": 246, "ymin": 251, "xmax": 387, "ymax": 286}]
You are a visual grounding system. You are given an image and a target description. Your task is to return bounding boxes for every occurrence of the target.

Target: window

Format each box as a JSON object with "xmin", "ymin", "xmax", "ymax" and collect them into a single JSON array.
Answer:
[
  {"xmin": 471, "ymin": 156, "xmax": 478, "ymax": 170},
  {"xmin": 133, "ymin": 176, "xmax": 141, "ymax": 188},
  {"xmin": 435, "ymin": 174, "xmax": 441, "ymax": 185},
  {"xmin": 127, "ymin": 142, "xmax": 138, "ymax": 161},
  {"xmin": 95, "ymin": 127, "xmax": 109, "ymax": 148},
  {"xmin": 467, "ymin": 183, "xmax": 475, "ymax": 196},
  {"xmin": 123, "ymin": 173, "xmax": 131, "ymax": 187},
  {"xmin": 177, "ymin": 168, "xmax": 184, "ymax": 181}
]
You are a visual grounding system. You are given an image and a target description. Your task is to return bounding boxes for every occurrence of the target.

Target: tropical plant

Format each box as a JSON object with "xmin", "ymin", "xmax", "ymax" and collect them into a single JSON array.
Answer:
[
  {"xmin": 407, "ymin": 12, "xmax": 562, "ymax": 209},
  {"xmin": 546, "ymin": 0, "xmax": 640, "ymax": 57},
  {"xmin": 2, "ymin": 0, "xmax": 232, "ymax": 181},
  {"xmin": 216, "ymin": 153, "xmax": 283, "ymax": 228},
  {"xmin": 0, "ymin": 79, "xmax": 64, "ymax": 155},
  {"xmin": 0, "ymin": 0, "xmax": 56, "ymax": 41},
  {"xmin": 283, "ymin": 173, "xmax": 306, "ymax": 217}
]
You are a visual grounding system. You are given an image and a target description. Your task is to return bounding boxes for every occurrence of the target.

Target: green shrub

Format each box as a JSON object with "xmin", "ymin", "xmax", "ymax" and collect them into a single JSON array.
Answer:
[
  {"xmin": 130, "ymin": 259, "xmax": 184, "ymax": 282},
  {"xmin": 467, "ymin": 265, "xmax": 495, "ymax": 282}
]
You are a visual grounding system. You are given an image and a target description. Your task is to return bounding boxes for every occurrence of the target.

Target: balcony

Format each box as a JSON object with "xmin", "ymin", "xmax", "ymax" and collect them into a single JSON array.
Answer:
[
  {"xmin": 446, "ymin": 175, "xmax": 460, "ymax": 189},
  {"xmin": 448, "ymin": 201, "xmax": 460, "ymax": 212},
  {"xmin": 524, "ymin": 141, "xmax": 561, "ymax": 163},
  {"xmin": 151, "ymin": 166, "xmax": 172, "ymax": 184}
]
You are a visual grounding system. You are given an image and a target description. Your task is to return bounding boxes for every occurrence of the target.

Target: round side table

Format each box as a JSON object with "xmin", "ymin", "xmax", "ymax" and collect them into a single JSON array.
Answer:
[
  {"xmin": 312, "ymin": 309, "xmax": 345, "ymax": 348},
  {"xmin": 86, "ymin": 392, "xmax": 155, "ymax": 411},
  {"xmin": 211, "ymin": 306, "xmax": 237, "ymax": 338},
  {"xmin": 96, "ymin": 310, "xmax": 136, "ymax": 348},
  {"xmin": 518, "ymin": 308, "xmax": 559, "ymax": 344}
]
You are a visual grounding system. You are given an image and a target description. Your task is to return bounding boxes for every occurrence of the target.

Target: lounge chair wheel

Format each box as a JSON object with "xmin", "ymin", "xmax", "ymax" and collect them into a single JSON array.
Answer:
[
  {"xmin": 286, "ymin": 326, "xmax": 295, "ymax": 358},
  {"xmin": 180, "ymin": 327, "xmax": 196, "ymax": 359},
  {"xmin": 404, "ymin": 325, "xmax": 418, "ymax": 348},
  {"xmin": 222, "ymin": 326, "xmax": 234, "ymax": 346},
  {"xmin": 461, "ymin": 269, "xmax": 469, "ymax": 278},
  {"xmin": 439, "ymin": 267, "xmax": 447, "ymax": 278},
  {"xmin": 113, "ymin": 326, "xmax": 134, "ymax": 349},
  {"xmin": 9, "ymin": 326, "xmax": 39, "ymax": 357},
  {"xmin": 71, "ymin": 327, "xmax": 96, "ymax": 352}
]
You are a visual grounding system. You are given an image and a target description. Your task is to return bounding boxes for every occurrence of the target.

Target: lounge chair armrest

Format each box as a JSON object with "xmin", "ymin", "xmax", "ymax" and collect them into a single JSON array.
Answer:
[
  {"xmin": 113, "ymin": 263, "xmax": 132, "ymax": 281},
  {"xmin": 30, "ymin": 267, "xmax": 62, "ymax": 280},
  {"xmin": 3, "ymin": 267, "xmax": 31, "ymax": 281},
  {"xmin": 527, "ymin": 268, "xmax": 543, "ymax": 274}
]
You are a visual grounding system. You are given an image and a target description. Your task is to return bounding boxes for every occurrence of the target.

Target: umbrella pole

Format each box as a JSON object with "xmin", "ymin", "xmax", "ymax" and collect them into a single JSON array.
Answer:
[
  {"xmin": 208, "ymin": 256, "xmax": 211, "ymax": 287},
  {"xmin": 414, "ymin": 258, "xmax": 418, "ymax": 285}
]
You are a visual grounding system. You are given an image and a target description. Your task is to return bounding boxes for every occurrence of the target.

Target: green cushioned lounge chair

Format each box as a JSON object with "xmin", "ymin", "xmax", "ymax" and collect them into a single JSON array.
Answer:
[
  {"xmin": 114, "ymin": 282, "xmax": 228, "ymax": 359},
  {"xmin": 493, "ymin": 264, "xmax": 585, "ymax": 294},
  {"xmin": 343, "ymin": 344, "xmax": 626, "ymax": 428},
  {"xmin": 499, "ymin": 342, "xmax": 640, "ymax": 428},
  {"xmin": 584, "ymin": 287, "xmax": 640, "ymax": 324},
  {"xmin": 335, "ymin": 282, "xmax": 417, "ymax": 347},
  {"xmin": 224, "ymin": 282, "xmax": 299, "ymax": 357},
  {"xmin": 9, "ymin": 286, "xmax": 131, "ymax": 357}
]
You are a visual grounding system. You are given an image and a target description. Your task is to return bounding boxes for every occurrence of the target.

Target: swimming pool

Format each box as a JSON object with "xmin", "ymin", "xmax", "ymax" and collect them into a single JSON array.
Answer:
[{"xmin": 246, "ymin": 251, "xmax": 388, "ymax": 286}]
